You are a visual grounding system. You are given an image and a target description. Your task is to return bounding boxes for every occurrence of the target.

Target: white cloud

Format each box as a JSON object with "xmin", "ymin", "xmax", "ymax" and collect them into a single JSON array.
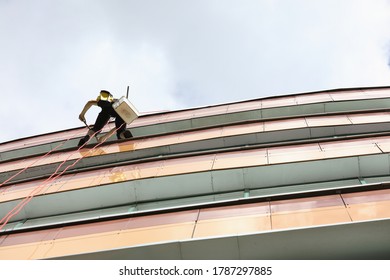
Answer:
[{"xmin": 72, "ymin": 41, "xmax": 179, "ymax": 112}]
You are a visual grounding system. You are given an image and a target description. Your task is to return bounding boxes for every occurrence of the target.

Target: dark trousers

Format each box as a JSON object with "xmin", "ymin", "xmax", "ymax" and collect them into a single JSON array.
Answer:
[{"xmin": 92, "ymin": 110, "xmax": 126, "ymax": 139}]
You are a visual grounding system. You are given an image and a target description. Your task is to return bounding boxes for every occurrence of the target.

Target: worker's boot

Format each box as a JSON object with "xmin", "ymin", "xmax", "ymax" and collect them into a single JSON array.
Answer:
[
  {"xmin": 123, "ymin": 130, "xmax": 132, "ymax": 138},
  {"xmin": 78, "ymin": 135, "xmax": 90, "ymax": 147},
  {"xmin": 118, "ymin": 130, "xmax": 133, "ymax": 139}
]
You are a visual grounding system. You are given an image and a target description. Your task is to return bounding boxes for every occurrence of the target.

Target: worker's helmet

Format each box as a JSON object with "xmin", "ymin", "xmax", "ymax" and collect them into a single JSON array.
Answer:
[{"xmin": 97, "ymin": 90, "xmax": 114, "ymax": 102}]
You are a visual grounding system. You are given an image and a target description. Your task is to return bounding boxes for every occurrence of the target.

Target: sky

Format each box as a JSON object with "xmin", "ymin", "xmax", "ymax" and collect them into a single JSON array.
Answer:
[{"xmin": 1, "ymin": 0, "xmax": 390, "ymax": 143}]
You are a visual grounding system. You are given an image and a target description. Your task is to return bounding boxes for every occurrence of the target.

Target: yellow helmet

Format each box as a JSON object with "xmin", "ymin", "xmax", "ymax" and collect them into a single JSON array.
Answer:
[{"xmin": 97, "ymin": 90, "xmax": 113, "ymax": 102}]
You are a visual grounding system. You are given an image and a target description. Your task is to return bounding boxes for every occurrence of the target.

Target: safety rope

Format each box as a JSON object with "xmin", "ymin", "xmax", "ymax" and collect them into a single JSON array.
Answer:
[
  {"xmin": 0, "ymin": 123, "xmax": 125, "ymax": 231},
  {"xmin": 0, "ymin": 130, "xmax": 83, "ymax": 191}
]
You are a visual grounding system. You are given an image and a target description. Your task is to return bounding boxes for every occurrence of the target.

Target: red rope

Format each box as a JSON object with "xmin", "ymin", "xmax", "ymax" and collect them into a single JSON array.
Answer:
[
  {"xmin": 0, "ymin": 123, "xmax": 125, "ymax": 231},
  {"xmin": 0, "ymin": 130, "xmax": 83, "ymax": 190}
]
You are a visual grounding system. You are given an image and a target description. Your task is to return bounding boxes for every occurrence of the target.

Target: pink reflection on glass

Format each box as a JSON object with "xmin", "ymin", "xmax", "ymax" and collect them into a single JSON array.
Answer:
[
  {"xmin": 342, "ymin": 189, "xmax": 390, "ymax": 205},
  {"xmin": 305, "ymin": 115, "xmax": 351, "ymax": 127},
  {"xmin": 268, "ymin": 143, "xmax": 322, "ymax": 164},
  {"xmin": 375, "ymin": 136, "xmax": 390, "ymax": 153},
  {"xmin": 213, "ymin": 149, "xmax": 267, "ymax": 170},
  {"xmin": 361, "ymin": 89, "xmax": 390, "ymax": 98},
  {"xmin": 199, "ymin": 202, "xmax": 270, "ymax": 220},
  {"xmin": 295, "ymin": 93, "xmax": 333, "ymax": 105},
  {"xmin": 271, "ymin": 195, "xmax": 344, "ymax": 213},
  {"xmin": 1, "ymin": 228, "xmax": 60, "ymax": 247},
  {"xmin": 264, "ymin": 118, "xmax": 307, "ymax": 131},
  {"xmin": 178, "ymin": 127, "xmax": 223, "ymax": 143},
  {"xmin": 347, "ymin": 112, "xmax": 390, "ymax": 124},
  {"xmin": 329, "ymin": 90, "xmax": 365, "ymax": 101},
  {"xmin": 227, "ymin": 101, "xmax": 261, "ymax": 113},
  {"xmin": 160, "ymin": 154, "xmax": 215, "ymax": 176},
  {"xmin": 0, "ymin": 128, "xmax": 86, "ymax": 153},
  {"xmin": 319, "ymin": 138, "xmax": 381, "ymax": 158},
  {"xmin": 192, "ymin": 105, "xmax": 229, "ymax": 118},
  {"xmin": 261, "ymin": 96, "xmax": 297, "ymax": 108},
  {"xmin": 221, "ymin": 122, "xmax": 264, "ymax": 136}
]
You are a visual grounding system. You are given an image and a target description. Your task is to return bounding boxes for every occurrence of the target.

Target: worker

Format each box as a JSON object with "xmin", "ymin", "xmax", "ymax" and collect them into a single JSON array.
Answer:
[{"xmin": 78, "ymin": 90, "xmax": 132, "ymax": 147}]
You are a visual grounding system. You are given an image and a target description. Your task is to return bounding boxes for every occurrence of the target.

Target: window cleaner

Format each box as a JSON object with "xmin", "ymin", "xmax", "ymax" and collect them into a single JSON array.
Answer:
[{"xmin": 78, "ymin": 90, "xmax": 139, "ymax": 147}]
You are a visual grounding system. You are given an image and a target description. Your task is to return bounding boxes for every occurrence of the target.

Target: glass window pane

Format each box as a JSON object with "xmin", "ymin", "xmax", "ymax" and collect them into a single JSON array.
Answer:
[
  {"xmin": 347, "ymin": 112, "xmax": 390, "ymax": 124},
  {"xmin": 272, "ymin": 208, "xmax": 351, "ymax": 230},
  {"xmin": 320, "ymin": 138, "xmax": 381, "ymax": 158},
  {"xmin": 268, "ymin": 143, "xmax": 322, "ymax": 164},
  {"xmin": 295, "ymin": 93, "xmax": 333, "ymax": 105},
  {"xmin": 213, "ymin": 149, "xmax": 267, "ymax": 170},
  {"xmin": 361, "ymin": 88, "xmax": 390, "ymax": 98},
  {"xmin": 199, "ymin": 202, "xmax": 269, "ymax": 220},
  {"xmin": 329, "ymin": 90, "xmax": 365, "ymax": 101},
  {"xmin": 261, "ymin": 96, "xmax": 297, "ymax": 108},
  {"xmin": 178, "ymin": 128, "xmax": 223, "ymax": 143},
  {"xmin": 221, "ymin": 122, "xmax": 264, "ymax": 136},
  {"xmin": 305, "ymin": 115, "xmax": 351, "ymax": 127},
  {"xmin": 375, "ymin": 136, "xmax": 390, "ymax": 153},
  {"xmin": 264, "ymin": 118, "xmax": 307, "ymax": 131},
  {"xmin": 192, "ymin": 105, "xmax": 228, "ymax": 118},
  {"xmin": 271, "ymin": 195, "xmax": 344, "ymax": 213},
  {"xmin": 159, "ymin": 154, "xmax": 215, "ymax": 176},
  {"xmin": 346, "ymin": 201, "xmax": 390, "ymax": 221},
  {"xmin": 227, "ymin": 101, "xmax": 261, "ymax": 113},
  {"xmin": 342, "ymin": 189, "xmax": 390, "ymax": 205},
  {"xmin": 126, "ymin": 210, "xmax": 199, "ymax": 230},
  {"xmin": 193, "ymin": 215, "xmax": 271, "ymax": 238}
]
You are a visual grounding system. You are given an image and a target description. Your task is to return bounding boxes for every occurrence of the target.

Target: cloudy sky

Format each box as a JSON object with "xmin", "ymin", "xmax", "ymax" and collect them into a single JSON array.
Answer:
[{"xmin": 1, "ymin": 0, "xmax": 390, "ymax": 143}]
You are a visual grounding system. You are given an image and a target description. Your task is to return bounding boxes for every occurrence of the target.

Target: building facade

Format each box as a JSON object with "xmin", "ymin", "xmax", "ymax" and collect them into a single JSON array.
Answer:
[{"xmin": 1, "ymin": 87, "xmax": 390, "ymax": 259}]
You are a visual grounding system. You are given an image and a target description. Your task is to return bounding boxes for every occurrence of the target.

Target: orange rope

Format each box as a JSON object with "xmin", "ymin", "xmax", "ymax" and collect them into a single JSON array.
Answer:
[
  {"xmin": 0, "ymin": 123, "xmax": 125, "ymax": 231},
  {"xmin": 0, "ymin": 130, "xmax": 83, "ymax": 190}
]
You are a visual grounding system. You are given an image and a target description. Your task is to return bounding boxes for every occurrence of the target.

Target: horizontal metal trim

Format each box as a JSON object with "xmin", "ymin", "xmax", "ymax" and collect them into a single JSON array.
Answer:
[
  {"xmin": 47, "ymin": 218, "xmax": 390, "ymax": 260},
  {"xmin": 1, "ymin": 154, "xmax": 390, "ymax": 232},
  {"xmin": 2, "ymin": 96, "xmax": 390, "ymax": 159},
  {"xmin": 2, "ymin": 117, "xmax": 390, "ymax": 186}
]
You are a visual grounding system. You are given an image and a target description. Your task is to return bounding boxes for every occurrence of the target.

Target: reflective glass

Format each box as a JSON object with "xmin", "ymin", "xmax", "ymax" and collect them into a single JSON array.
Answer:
[
  {"xmin": 362, "ymin": 88, "xmax": 390, "ymax": 98},
  {"xmin": 0, "ymin": 129, "xmax": 85, "ymax": 153},
  {"xmin": 213, "ymin": 149, "xmax": 267, "ymax": 170},
  {"xmin": 271, "ymin": 208, "xmax": 351, "ymax": 229},
  {"xmin": 375, "ymin": 136, "xmax": 390, "ymax": 152},
  {"xmin": 264, "ymin": 118, "xmax": 307, "ymax": 131},
  {"xmin": 261, "ymin": 96, "xmax": 297, "ymax": 108},
  {"xmin": 221, "ymin": 122, "xmax": 264, "ymax": 136},
  {"xmin": 305, "ymin": 115, "xmax": 351, "ymax": 127},
  {"xmin": 226, "ymin": 101, "xmax": 261, "ymax": 113},
  {"xmin": 295, "ymin": 93, "xmax": 333, "ymax": 105},
  {"xmin": 346, "ymin": 201, "xmax": 390, "ymax": 221},
  {"xmin": 56, "ymin": 218, "xmax": 130, "ymax": 240},
  {"xmin": 271, "ymin": 195, "xmax": 344, "ymax": 213},
  {"xmin": 319, "ymin": 138, "xmax": 381, "ymax": 158},
  {"xmin": 268, "ymin": 143, "xmax": 323, "ymax": 164},
  {"xmin": 329, "ymin": 90, "xmax": 365, "ymax": 101},
  {"xmin": 56, "ymin": 170, "xmax": 106, "ymax": 192},
  {"xmin": 129, "ymin": 114, "xmax": 166, "ymax": 127},
  {"xmin": 192, "ymin": 105, "xmax": 229, "ymax": 118},
  {"xmin": 342, "ymin": 189, "xmax": 390, "ymax": 205},
  {"xmin": 198, "ymin": 202, "xmax": 270, "ymax": 220},
  {"xmin": 125, "ymin": 210, "xmax": 199, "ymax": 229},
  {"xmin": 193, "ymin": 215, "xmax": 271, "ymax": 238},
  {"xmin": 178, "ymin": 127, "xmax": 223, "ymax": 143},
  {"xmin": 115, "ymin": 223, "xmax": 195, "ymax": 250},
  {"xmin": 159, "ymin": 154, "xmax": 215, "ymax": 176},
  {"xmin": 1, "ymin": 228, "xmax": 59, "ymax": 247},
  {"xmin": 347, "ymin": 112, "xmax": 390, "ymax": 124}
]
